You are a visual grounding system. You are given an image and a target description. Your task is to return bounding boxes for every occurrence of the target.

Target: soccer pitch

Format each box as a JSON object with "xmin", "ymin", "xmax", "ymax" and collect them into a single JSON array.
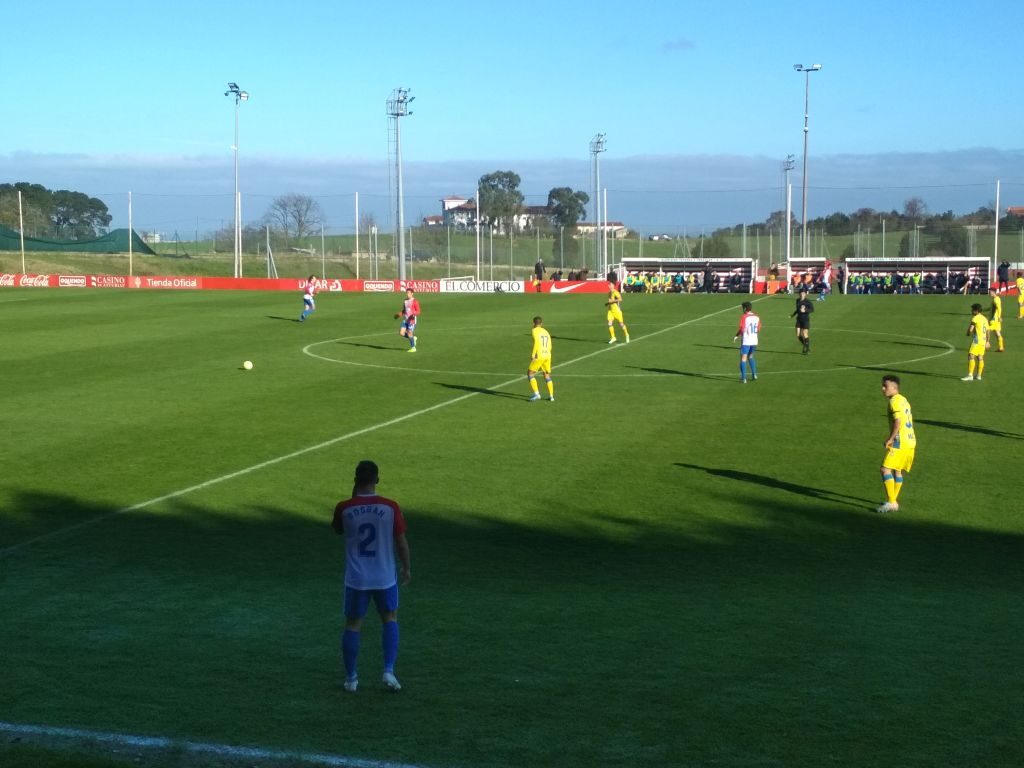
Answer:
[{"xmin": 1, "ymin": 288, "xmax": 1021, "ymax": 768}]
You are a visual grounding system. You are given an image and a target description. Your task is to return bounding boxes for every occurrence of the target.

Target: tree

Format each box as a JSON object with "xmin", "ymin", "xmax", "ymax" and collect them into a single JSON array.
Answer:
[
  {"xmin": 937, "ymin": 224, "xmax": 968, "ymax": 256},
  {"xmin": 50, "ymin": 190, "xmax": 112, "ymax": 239},
  {"xmin": 546, "ymin": 187, "xmax": 588, "ymax": 266},
  {"xmin": 265, "ymin": 194, "xmax": 325, "ymax": 241},
  {"xmin": 0, "ymin": 182, "xmax": 110, "ymax": 238},
  {"xmin": 0, "ymin": 192, "xmax": 49, "ymax": 235},
  {"xmin": 478, "ymin": 171, "xmax": 524, "ymax": 233},
  {"xmin": 903, "ymin": 197, "xmax": 928, "ymax": 220},
  {"xmin": 547, "ymin": 187, "xmax": 589, "ymax": 229}
]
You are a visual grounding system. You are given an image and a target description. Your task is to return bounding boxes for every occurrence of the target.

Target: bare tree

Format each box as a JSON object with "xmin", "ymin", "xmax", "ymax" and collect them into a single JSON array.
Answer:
[
  {"xmin": 265, "ymin": 194, "xmax": 325, "ymax": 240},
  {"xmin": 359, "ymin": 212, "xmax": 377, "ymax": 233},
  {"xmin": 902, "ymin": 197, "xmax": 928, "ymax": 221}
]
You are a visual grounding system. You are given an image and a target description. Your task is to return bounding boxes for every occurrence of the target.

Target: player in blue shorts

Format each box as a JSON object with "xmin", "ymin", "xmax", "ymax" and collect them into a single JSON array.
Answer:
[
  {"xmin": 733, "ymin": 301, "xmax": 761, "ymax": 383},
  {"xmin": 331, "ymin": 460, "xmax": 412, "ymax": 692}
]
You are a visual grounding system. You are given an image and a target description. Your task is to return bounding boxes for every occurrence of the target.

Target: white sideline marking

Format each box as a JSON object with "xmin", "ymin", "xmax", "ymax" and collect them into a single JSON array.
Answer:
[
  {"xmin": 0, "ymin": 301, "xmax": 749, "ymax": 559},
  {"xmin": 0, "ymin": 722, "xmax": 423, "ymax": 768}
]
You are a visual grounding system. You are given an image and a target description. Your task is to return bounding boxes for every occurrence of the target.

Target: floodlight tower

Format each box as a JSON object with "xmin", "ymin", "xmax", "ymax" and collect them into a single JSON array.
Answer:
[
  {"xmin": 387, "ymin": 88, "xmax": 414, "ymax": 281},
  {"xmin": 225, "ymin": 82, "xmax": 249, "ymax": 278},
  {"xmin": 590, "ymin": 133, "xmax": 606, "ymax": 275},
  {"xmin": 793, "ymin": 64, "xmax": 822, "ymax": 259}
]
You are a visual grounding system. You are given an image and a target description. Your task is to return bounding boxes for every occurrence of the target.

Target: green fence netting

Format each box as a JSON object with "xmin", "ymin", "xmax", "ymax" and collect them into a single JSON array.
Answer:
[{"xmin": 0, "ymin": 225, "xmax": 157, "ymax": 255}]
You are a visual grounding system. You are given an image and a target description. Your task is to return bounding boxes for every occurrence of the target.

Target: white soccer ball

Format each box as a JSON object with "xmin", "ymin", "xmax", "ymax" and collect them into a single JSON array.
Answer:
[{"xmin": 243, "ymin": 360, "xmax": 253, "ymax": 370}]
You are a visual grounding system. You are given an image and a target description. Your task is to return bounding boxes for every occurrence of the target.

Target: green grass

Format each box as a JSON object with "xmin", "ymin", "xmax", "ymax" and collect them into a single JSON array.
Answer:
[{"xmin": 1, "ymin": 288, "xmax": 1022, "ymax": 768}]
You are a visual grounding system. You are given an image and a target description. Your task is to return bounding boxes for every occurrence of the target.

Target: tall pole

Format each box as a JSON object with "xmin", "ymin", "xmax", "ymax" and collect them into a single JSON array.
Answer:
[
  {"xmin": 475, "ymin": 185, "xmax": 481, "ymax": 281},
  {"xmin": 590, "ymin": 133, "xmax": 606, "ymax": 276},
  {"xmin": 17, "ymin": 190, "xmax": 25, "ymax": 273},
  {"xmin": 128, "ymin": 191, "xmax": 134, "ymax": 277},
  {"xmin": 387, "ymin": 88, "xmax": 414, "ymax": 282},
  {"xmin": 225, "ymin": 83, "xmax": 248, "ymax": 278},
  {"xmin": 785, "ymin": 182, "xmax": 793, "ymax": 268},
  {"xmin": 994, "ymin": 179, "xmax": 1001, "ymax": 286},
  {"xmin": 794, "ymin": 65, "xmax": 821, "ymax": 260},
  {"xmin": 598, "ymin": 188, "xmax": 606, "ymax": 278},
  {"xmin": 354, "ymin": 191, "xmax": 360, "ymax": 280}
]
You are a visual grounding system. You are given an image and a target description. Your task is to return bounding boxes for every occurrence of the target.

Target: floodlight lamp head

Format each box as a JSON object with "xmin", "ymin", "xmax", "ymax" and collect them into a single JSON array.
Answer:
[
  {"xmin": 793, "ymin": 64, "xmax": 802, "ymax": 71},
  {"xmin": 811, "ymin": 64, "xmax": 822, "ymax": 70},
  {"xmin": 240, "ymin": 91, "xmax": 249, "ymax": 101}
]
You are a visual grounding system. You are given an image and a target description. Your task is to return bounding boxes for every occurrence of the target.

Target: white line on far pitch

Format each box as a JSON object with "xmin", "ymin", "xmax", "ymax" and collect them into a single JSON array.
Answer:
[{"xmin": 0, "ymin": 300, "xmax": 751, "ymax": 559}]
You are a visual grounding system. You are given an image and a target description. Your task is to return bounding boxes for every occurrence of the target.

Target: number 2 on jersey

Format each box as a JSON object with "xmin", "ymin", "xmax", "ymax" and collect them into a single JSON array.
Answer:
[{"xmin": 357, "ymin": 523, "xmax": 377, "ymax": 557}]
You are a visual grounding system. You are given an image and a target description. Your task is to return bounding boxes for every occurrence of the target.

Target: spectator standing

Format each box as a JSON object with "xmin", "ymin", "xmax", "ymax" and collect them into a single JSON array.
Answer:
[{"xmin": 997, "ymin": 260, "xmax": 1010, "ymax": 292}]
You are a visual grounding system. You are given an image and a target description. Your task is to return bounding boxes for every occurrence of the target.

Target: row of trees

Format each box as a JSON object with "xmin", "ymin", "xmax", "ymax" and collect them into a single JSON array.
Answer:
[{"xmin": 0, "ymin": 183, "xmax": 112, "ymax": 239}]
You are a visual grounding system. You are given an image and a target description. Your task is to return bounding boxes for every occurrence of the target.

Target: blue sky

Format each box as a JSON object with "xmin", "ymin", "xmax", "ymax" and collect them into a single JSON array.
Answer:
[{"xmin": 3, "ymin": 0, "xmax": 1024, "ymax": 232}]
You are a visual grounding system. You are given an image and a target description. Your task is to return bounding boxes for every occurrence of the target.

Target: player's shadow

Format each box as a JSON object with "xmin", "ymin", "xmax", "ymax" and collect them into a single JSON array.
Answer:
[
  {"xmin": 551, "ymin": 335, "xmax": 607, "ymax": 344},
  {"xmin": 693, "ymin": 343, "xmax": 739, "ymax": 351},
  {"xmin": 875, "ymin": 339, "xmax": 949, "ymax": 349},
  {"xmin": 674, "ymin": 462, "xmax": 876, "ymax": 509},
  {"xmin": 846, "ymin": 364, "xmax": 962, "ymax": 380},
  {"xmin": 435, "ymin": 382, "xmax": 523, "ymax": 399},
  {"xmin": 335, "ymin": 341, "xmax": 394, "ymax": 351},
  {"xmin": 915, "ymin": 419, "xmax": 1024, "ymax": 440},
  {"xmin": 627, "ymin": 365, "xmax": 724, "ymax": 380},
  {"xmin": 266, "ymin": 315, "xmax": 301, "ymax": 322}
]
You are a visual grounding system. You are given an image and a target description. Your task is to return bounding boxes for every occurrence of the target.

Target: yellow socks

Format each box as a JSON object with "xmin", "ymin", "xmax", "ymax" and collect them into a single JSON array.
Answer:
[{"xmin": 883, "ymin": 474, "xmax": 897, "ymax": 503}]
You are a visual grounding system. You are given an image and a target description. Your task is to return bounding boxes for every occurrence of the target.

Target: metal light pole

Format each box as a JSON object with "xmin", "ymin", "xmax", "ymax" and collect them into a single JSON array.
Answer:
[
  {"xmin": 387, "ymin": 88, "xmax": 414, "ymax": 281},
  {"xmin": 225, "ymin": 83, "xmax": 248, "ymax": 278},
  {"xmin": 590, "ymin": 133, "xmax": 606, "ymax": 276},
  {"xmin": 793, "ymin": 64, "xmax": 821, "ymax": 260}
]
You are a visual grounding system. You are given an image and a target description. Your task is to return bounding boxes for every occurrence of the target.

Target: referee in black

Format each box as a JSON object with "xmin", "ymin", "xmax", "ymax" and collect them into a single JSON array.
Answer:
[{"xmin": 791, "ymin": 286, "xmax": 814, "ymax": 354}]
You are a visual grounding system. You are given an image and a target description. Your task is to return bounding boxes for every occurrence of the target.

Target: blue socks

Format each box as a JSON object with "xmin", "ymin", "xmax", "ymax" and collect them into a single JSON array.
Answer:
[
  {"xmin": 748, "ymin": 358, "xmax": 757, "ymax": 378},
  {"xmin": 382, "ymin": 621, "xmax": 399, "ymax": 673},
  {"xmin": 342, "ymin": 629, "xmax": 360, "ymax": 678},
  {"xmin": 343, "ymin": 623, "xmax": 399, "ymax": 676}
]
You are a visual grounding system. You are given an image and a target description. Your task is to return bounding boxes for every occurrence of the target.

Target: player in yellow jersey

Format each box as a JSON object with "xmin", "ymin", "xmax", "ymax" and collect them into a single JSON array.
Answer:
[
  {"xmin": 962, "ymin": 303, "xmax": 990, "ymax": 381},
  {"xmin": 527, "ymin": 316, "xmax": 554, "ymax": 402},
  {"xmin": 605, "ymin": 278, "xmax": 630, "ymax": 344},
  {"xmin": 877, "ymin": 374, "xmax": 916, "ymax": 514},
  {"xmin": 988, "ymin": 286, "xmax": 1004, "ymax": 352},
  {"xmin": 1016, "ymin": 272, "xmax": 1024, "ymax": 319}
]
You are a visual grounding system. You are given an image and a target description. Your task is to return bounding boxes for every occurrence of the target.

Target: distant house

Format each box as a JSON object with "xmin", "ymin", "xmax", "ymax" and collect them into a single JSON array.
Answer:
[
  {"xmin": 441, "ymin": 196, "xmax": 477, "ymax": 229},
  {"xmin": 576, "ymin": 221, "xmax": 628, "ymax": 239},
  {"xmin": 511, "ymin": 205, "xmax": 553, "ymax": 232},
  {"xmin": 1006, "ymin": 206, "xmax": 1024, "ymax": 217},
  {"xmin": 422, "ymin": 215, "xmax": 444, "ymax": 227}
]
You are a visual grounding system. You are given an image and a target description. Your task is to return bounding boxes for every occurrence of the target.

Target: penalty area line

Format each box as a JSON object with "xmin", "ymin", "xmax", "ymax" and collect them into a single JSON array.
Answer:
[
  {"xmin": 0, "ymin": 721, "xmax": 424, "ymax": 768},
  {"xmin": 0, "ymin": 299, "xmax": 752, "ymax": 559}
]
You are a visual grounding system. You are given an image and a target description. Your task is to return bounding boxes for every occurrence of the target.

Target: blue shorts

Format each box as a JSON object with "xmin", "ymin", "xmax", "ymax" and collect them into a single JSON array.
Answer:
[
  {"xmin": 344, "ymin": 584, "xmax": 399, "ymax": 619},
  {"xmin": 303, "ymin": 298, "xmax": 315, "ymax": 309},
  {"xmin": 740, "ymin": 344, "xmax": 757, "ymax": 356},
  {"xmin": 402, "ymin": 317, "xmax": 417, "ymax": 332}
]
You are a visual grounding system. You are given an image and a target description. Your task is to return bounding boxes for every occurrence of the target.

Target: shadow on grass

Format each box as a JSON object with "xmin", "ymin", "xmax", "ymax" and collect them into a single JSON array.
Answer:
[
  {"xmin": 626, "ymin": 366, "xmax": 724, "ymax": 380},
  {"xmin": 915, "ymin": 418, "xmax": 1024, "ymax": 440},
  {"xmin": 266, "ymin": 315, "xmax": 301, "ymax": 323},
  {"xmin": 674, "ymin": 462, "xmax": 877, "ymax": 509},
  {"xmin": 550, "ymin": 335, "xmax": 606, "ymax": 344},
  {"xmin": 334, "ymin": 341, "xmax": 394, "ymax": 351},
  {"xmin": 435, "ymin": 382, "xmax": 524, "ymax": 399},
  {"xmin": 874, "ymin": 339, "xmax": 950, "ymax": 349},
  {"xmin": 842, "ymin": 365, "xmax": 962, "ymax": 380},
  {"xmin": 1, "ymin": 486, "xmax": 1023, "ymax": 767}
]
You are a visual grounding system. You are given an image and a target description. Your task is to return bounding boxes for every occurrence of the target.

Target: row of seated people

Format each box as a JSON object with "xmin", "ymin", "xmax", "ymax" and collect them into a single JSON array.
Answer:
[
  {"xmin": 846, "ymin": 271, "xmax": 987, "ymax": 294},
  {"xmin": 623, "ymin": 271, "xmax": 749, "ymax": 293}
]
